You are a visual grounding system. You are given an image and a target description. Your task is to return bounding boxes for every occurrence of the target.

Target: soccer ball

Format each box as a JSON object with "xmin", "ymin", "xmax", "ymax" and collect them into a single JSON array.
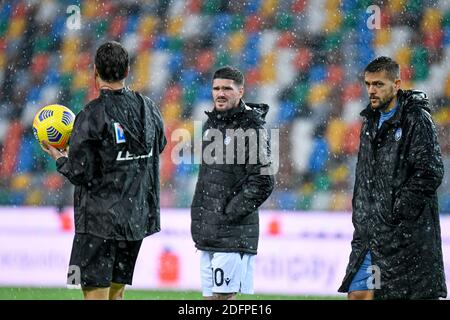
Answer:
[{"xmin": 32, "ymin": 104, "xmax": 76, "ymax": 149}]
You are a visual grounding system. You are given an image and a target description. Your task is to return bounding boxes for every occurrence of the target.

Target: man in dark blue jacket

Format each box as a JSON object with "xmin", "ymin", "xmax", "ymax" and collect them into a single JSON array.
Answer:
[
  {"xmin": 339, "ymin": 56, "xmax": 446, "ymax": 299},
  {"xmin": 43, "ymin": 41, "xmax": 166, "ymax": 299}
]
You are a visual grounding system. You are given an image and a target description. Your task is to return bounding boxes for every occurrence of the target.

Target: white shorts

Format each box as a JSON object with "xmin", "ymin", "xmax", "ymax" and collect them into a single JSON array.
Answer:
[{"xmin": 200, "ymin": 250, "xmax": 255, "ymax": 297}]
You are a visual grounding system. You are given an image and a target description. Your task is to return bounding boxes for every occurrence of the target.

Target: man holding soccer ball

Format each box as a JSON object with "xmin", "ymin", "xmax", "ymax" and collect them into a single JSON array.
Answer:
[{"xmin": 42, "ymin": 41, "xmax": 166, "ymax": 300}]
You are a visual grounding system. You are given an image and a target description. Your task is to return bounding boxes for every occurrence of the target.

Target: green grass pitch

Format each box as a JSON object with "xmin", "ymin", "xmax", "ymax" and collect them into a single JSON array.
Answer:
[{"xmin": 0, "ymin": 287, "xmax": 343, "ymax": 300}]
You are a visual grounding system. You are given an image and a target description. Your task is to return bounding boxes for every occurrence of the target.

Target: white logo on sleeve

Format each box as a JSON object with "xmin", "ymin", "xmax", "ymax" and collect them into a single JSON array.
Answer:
[
  {"xmin": 114, "ymin": 123, "xmax": 126, "ymax": 144},
  {"xmin": 394, "ymin": 128, "xmax": 402, "ymax": 141}
]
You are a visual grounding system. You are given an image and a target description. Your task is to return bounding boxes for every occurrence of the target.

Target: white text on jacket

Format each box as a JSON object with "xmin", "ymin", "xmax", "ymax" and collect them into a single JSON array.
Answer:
[{"xmin": 116, "ymin": 149, "xmax": 153, "ymax": 161}]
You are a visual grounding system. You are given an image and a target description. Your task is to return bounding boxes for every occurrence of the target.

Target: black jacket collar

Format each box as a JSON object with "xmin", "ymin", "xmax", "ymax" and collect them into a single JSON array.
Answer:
[
  {"xmin": 100, "ymin": 87, "xmax": 128, "ymax": 96},
  {"xmin": 360, "ymin": 89, "xmax": 410, "ymax": 127},
  {"xmin": 205, "ymin": 100, "xmax": 246, "ymax": 123}
]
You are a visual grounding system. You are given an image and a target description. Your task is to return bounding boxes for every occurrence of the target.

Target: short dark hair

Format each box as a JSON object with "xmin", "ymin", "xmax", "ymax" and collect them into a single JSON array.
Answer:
[
  {"xmin": 364, "ymin": 56, "xmax": 400, "ymax": 81},
  {"xmin": 95, "ymin": 41, "xmax": 129, "ymax": 82},
  {"xmin": 213, "ymin": 66, "xmax": 244, "ymax": 86}
]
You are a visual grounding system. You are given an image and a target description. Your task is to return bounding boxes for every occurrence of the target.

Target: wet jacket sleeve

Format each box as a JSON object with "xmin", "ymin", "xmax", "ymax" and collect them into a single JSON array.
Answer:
[
  {"xmin": 153, "ymin": 102, "xmax": 167, "ymax": 154},
  {"xmin": 56, "ymin": 110, "xmax": 100, "ymax": 186},
  {"xmin": 338, "ymin": 159, "xmax": 366, "ymax": 293},
  {"xmin": 224, "ymin": 125, "xmax": 275, "ymax": 220},
  {"xmin": 351, "ymin": 176, "xmax": 365, "ymax": 252},
  {"xmin": 393, "ymin": 110, "xmax": 444, "ymax": 220}
]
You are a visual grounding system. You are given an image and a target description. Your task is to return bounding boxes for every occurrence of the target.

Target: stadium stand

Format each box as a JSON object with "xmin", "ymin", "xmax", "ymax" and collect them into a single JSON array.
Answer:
[{"xmin": 1, "ymin": 0, "xmax": 450, "ymax": 212}]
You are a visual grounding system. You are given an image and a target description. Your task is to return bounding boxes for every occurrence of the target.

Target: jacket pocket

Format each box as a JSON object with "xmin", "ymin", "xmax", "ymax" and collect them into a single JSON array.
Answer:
[
  {"xmin": 393, "ymin": 192, "xmax": 426, "ymax": 222},
  {"xmin": 378, "ymin": 193, "xmax": 401, "ymax": 227},
  {"xmin": 379, "ymin": 211, "xmax": 401, "ymax": 227}
]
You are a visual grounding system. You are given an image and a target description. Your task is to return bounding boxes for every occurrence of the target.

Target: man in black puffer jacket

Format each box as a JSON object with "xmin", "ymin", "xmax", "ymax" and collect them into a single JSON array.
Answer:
[
  {"xmin": 339, "ymin": 56, "xmax": 446, "ymax": 300},
  {"xmin": 191, "ymin": 66, "xmax": 274, "ymax": 300}
]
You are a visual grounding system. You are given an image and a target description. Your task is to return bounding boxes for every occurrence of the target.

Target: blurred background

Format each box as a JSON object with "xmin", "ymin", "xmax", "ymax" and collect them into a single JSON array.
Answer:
[
  {"xmin": 1, "ymin": 0, "xmax": 450, "ymax": 212},
  {"xmin": 1, "ymin": 0, "xmax": 450, "ymax": 298}
]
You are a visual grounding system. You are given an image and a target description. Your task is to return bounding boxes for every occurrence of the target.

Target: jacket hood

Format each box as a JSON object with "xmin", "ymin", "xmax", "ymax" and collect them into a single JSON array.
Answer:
[
  {"xmin": 103, "ymin": 88, "xmax": 154, "ymax": 155},
  {"xmin": 398, "ymin": 89, "xmax": 430, "ymax": 113},
  {"xmin": 245, "ymin": 102, "xmax": 270, "ymax": 121}
]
